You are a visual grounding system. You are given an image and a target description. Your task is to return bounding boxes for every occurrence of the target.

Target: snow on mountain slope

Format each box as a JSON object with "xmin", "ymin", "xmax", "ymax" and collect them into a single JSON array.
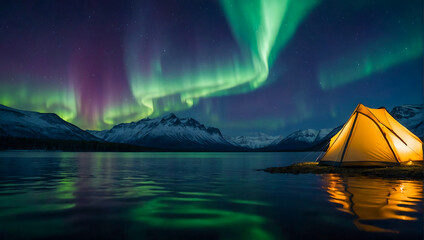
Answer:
[
  {"xmin": 266, "ymin": 128, "xmax": 333, "ymax": 151},
  {"xmin": 0, "ymin": 105, "xmax": 100, "ymax": 141},
  {"xmin": 88, "ymin": 113, "xmax": 238, "ymax": 150},
  {"xmin": 390, "ymin": 104, "xmax": 423, "ymax": 139},
  {"xmin": 285, "ymin": 128, "xmax": 332, "ymax": 143},
  {"xmin": 227, "ymin": 132, "xmax": 283, "ymax": 149}
]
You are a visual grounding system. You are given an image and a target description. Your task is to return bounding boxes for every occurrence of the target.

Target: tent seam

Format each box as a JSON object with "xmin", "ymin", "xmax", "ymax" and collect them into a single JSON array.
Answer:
[
  {"xmin": 320, "ymin": 105, "xmax": 360, "ymax": 162},
  {"xmin": 340, "ymin": 112, "xmax": 359, "ymax": 165},
  {"xmin": 357, "ymin": 112, "xmax": 400, "ymax": 164}
]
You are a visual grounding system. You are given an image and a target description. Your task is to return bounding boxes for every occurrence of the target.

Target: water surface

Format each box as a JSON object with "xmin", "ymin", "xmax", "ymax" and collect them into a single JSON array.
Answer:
[{"xmin": 0, "ymin": 152, "xmax": 422, "ymax": 239}]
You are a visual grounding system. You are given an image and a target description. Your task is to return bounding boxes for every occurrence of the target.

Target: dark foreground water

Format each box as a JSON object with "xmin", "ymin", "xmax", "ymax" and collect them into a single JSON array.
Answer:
[{"xmin": 0, "ymin": 152, "xmax": 422, "ymax": 240}]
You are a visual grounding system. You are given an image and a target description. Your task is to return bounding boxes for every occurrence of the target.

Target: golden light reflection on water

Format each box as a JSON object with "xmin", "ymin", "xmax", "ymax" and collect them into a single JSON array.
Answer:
[{"xmin": 321, "ymin": 174, "xmax": 423, "ymax": 233}]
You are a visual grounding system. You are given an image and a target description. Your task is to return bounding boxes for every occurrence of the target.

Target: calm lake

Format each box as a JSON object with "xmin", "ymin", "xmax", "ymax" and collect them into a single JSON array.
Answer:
[{"xmin": 0, "ymin": 152, "xmax": 422, "ymax": 240}]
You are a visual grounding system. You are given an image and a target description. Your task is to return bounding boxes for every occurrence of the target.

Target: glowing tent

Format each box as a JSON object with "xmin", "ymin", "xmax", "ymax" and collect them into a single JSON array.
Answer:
[{"xmin": 319, "ymin": 104, "xmax": 423, "ymax": 166}]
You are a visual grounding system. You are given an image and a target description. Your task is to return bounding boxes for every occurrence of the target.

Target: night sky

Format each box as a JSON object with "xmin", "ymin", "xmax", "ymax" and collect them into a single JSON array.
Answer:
[{"xmin": 0, "ymin": 0, "xmax": 422, "ymax": 136}]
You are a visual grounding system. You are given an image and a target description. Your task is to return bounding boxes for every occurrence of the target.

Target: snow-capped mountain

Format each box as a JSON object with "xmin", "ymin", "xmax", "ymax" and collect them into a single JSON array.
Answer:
[
  {"xmin": 88, "ymin": 113, "xmax": 238, "ymax": 151},
  {"xmin": 390, "ymin": 104, "xmax": 423, "ymax": 140},
  {"xmin": 266, "ymin": 128, "xmax": 334, "ymax": 151},
  {"xmin": 0, "ymin": 105, "xmax": 100, "ymax": 141},
  {"xmin": 227, "ymin": 132, "xmax": 283, "ymax": 149}
]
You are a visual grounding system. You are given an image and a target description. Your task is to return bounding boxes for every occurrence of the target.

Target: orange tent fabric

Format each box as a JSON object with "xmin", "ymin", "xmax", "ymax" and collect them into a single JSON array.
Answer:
[{"xmin": 319, "ymin": 104, "xmax": 423, "ymax": 166}]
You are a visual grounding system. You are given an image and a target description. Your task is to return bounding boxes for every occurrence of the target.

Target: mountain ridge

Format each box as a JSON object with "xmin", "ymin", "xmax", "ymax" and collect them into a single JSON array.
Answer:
[
  {"xmin": 0, "ymin": 104, "xmax": 421, "ymax": 151},
  {"xmin": 226, "ymin": 132, "xmax": 283, "ymax": 149},
  {"xmin": 0, "ymin": 104, "xmax": 101, "ymax": 142},
  {"xmin": 87, "ymin": 113, "xmax": 240, "ymax": 151}
]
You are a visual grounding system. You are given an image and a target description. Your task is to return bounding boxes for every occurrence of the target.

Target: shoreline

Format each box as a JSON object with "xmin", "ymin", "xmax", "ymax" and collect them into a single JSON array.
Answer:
[{"xmin": 262, "ymin": 162, "xmax": 424, "ymax": 180}]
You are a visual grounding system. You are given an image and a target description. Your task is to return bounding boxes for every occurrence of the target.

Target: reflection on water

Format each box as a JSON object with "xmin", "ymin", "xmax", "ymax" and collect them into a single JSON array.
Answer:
[
  {"xmin": 0, "ymin": 155, "xmax": 77, "ymax": 238},
  {"xmin": 322, "ymin": 174, "xmax": 423, "ymax": 233},
  {"xmin": 0, "ymin": 152, "xmax": 279, "ymax": 240},
  {"xmin": 0, "ymin": 152, "xmax": 422, "ymax": 239},
  {"xmin": 130, "ymin": 192, "xmax": 273, "ymax": 240}
]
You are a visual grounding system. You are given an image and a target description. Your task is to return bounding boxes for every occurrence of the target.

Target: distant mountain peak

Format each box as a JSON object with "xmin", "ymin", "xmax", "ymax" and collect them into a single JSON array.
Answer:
[
  {"xmin": 162, "ymin": 112, "xmax": 177, "ymax": 120},
  {"xmin": 88, "ymin": 113, "xmax": 236, "ymax": 150},
  {"xmin": 390, "ymin": 104, "xmax": 423, "ymax": 140},
  {"xmin": 181, "ymin": 117, "xmax": 202, "ymax": 128},
  {"xmin": 283, "ymin": 128, "xmax": 330, "ymax": 144},
  {"xmin": 206, "ymin": 127, "xmax": 222, "ymax": 136},
  {"xmin": 390, "ymin": 104, "xmax": 423, "ymax": 120},
  {"xmin": 227, "ymin": 132, "xmax": 283, "ymax": 149}
]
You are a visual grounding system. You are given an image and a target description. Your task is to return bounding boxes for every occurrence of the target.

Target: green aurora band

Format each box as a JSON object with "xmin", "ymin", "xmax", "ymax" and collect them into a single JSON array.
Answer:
[
  {"xmin": 319, "ymin": 25, "xmax": 423, "ymax": 90},
  {"xmin": 113, "ymin": 0, "xmax": 319, "ymax": 127},
  {"xmin": 0, "ymin": 0, "xmax": 318, "ymax": 129},
  {"xmin": 0, "ymin": 1, "xmax": 422, "ymax": 130},
  {"xmin": 0, "ymin": 81, "xmax": 77, "ymax": 122}
]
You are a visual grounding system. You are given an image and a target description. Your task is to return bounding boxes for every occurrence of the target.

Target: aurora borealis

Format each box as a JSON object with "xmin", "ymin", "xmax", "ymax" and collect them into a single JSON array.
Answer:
[{"xmin": 0, "ymin": 0, "xmax": 422, "ymax": 135}]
